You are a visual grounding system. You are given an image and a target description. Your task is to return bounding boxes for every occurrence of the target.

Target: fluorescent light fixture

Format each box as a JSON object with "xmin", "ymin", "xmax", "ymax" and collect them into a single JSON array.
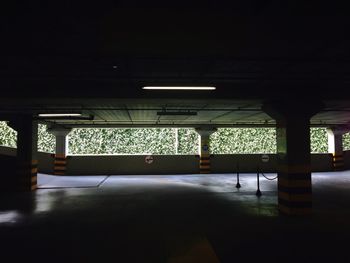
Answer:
[
  {"xmin": 143, "ymin": 86, "xmax": 216, "ymax": 90},
  {"xmin": 38, "ymin": 113, "xmax": 82, "ymax": 117}
]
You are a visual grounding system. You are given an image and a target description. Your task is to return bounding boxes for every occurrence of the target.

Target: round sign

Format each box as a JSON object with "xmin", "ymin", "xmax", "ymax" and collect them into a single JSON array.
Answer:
[
  {"xmin": 261, "ymin": 154, "xmax": 269, "ymax": 163},
  {"xmin": 145, "ymin": 155, "xmax": 154, "ymax": 164}
]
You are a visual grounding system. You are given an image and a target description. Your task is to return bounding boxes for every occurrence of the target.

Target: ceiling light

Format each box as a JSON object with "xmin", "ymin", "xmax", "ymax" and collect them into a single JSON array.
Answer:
[
  {"xmin": 36, "ymin": 113, "xmax": 94, "ymax": 120},
  {"xmin": 143, "ymin": 86, "xmax": 216, "ymax": 90},
  {"xmin": 38, "ymin": 113, "xmax": 82, "ymax": 117}
]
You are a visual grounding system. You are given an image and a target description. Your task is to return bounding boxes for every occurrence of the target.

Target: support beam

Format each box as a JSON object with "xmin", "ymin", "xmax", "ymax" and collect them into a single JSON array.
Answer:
[
  {"xmin": 195, "ymin": 127, "xmax": 217, "ymax": 174},
  {"xmin": 263, "ymin": 100, "xmax": 324, "ymax": 215},
  {"xmin": 48, "ymin": 127, "xmax": 72, "ymax": 175},
  {"xmin": 327, "ymin": 126, "xmax": 349, "ymax": 171},
  {"xmin": 8, "ymin": 115, "xmax": 38, "ymax": 191}
]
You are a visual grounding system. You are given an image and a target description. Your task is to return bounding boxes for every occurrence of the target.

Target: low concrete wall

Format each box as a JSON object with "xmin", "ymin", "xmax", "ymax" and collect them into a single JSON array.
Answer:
[
  {"xmin": 211, "ymin": 154, "xmax": 277, "ymax": 173},
  {"xmin": 0, "ymin": 147, "xmax": 17, "ymax": 186},
  {"xmin": 311, "ymin": 153, "xmax": 333, "ymax": 172},
  {"xmin": 0, "ymin": 146, "xmax": 16, "ymax": 156},
  {"xmin": 0, "ymin": 146, "xmax": 335, "ymax": 175},
  {"xmin": 0, "ymin": 146, "xmax": 54, "ymax": 174},
  {"xmin": 343, "ymin": 150, "xmax": 350, "ymax": 169},
  {"xmin": 66, "ymin": 155, "xmax": 199, "ymax": 175},
  {"xmin": 38, "ymin": 152, "xmax": 54, "ymax": 174},
  {"xmin": 201, "ymin": 154, "xmax": 332, "ymax": 173},
  {"xmin": 0, "ymin": 154, "xmax": 17, "ymax": 189},
  {"xmin": 67, "ymin": 153, "xmax": 333, "ymax": 175}
]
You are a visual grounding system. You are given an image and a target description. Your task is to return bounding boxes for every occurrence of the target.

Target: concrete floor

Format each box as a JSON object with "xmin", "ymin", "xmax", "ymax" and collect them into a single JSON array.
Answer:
[{"xmin": 1, "ymin": 172, "xmax": 350, "ymax": 262}]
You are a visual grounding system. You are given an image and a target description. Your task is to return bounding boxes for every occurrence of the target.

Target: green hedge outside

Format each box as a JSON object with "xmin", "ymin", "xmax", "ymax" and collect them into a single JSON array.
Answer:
[{"xmin": 0, "ymin": 121, "xmax": 347, "ymax": 154}]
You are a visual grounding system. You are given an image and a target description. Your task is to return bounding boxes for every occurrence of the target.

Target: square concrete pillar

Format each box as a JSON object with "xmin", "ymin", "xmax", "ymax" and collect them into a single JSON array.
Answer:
[
  {"xmin": 263, "ymin": 100, "xmax": 324, "ymax": 215},
  {"xmin": 9, "ymin": 115, "xmax": 38, "ymax": 191},
  {"xmin": 48, "ymin": 127, "xmax": 71, "ymax": 175},
  {"xmin": 195, "ymin": 127, "xmax": 217, "ymax": 174},
  {"xmin": 327, "ymin": 126, "xmax": 348, "ymax": 171}
]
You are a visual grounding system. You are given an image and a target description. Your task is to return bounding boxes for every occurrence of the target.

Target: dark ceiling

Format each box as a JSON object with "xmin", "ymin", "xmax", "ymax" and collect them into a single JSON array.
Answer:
[{"xmin": 2, "ymin": 2, "xmax": 350, "ymax": 127}]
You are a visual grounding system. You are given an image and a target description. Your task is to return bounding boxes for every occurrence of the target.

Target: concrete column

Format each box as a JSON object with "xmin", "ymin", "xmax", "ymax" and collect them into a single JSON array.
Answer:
[
  {"xmin": 327, "ymin": 126, "xmax": 348, "ymax": 171},
  {"xmin": 48, "ymin": 127, "xmax": 71, "ymax": 175},
  {"xmin": 195, "ymin": 127, "xmax": 217, "ymax": 174},
  {"xmin": 263, "ymin": 100, "xmax": 324, "ymax": 215},
  {"xmin": 8, "ymin": 115, "xmax": 38, "ymax": 191}
]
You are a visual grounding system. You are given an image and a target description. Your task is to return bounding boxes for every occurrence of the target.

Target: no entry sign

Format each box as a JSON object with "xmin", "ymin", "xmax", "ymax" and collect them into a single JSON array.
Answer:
[
  {"xmin": 261, "ymin": 154, "xmax": 269, "ymax": 163},
  {"xmin": 145, "ymin": 155, "xmax": 154, "ymax": 164}
]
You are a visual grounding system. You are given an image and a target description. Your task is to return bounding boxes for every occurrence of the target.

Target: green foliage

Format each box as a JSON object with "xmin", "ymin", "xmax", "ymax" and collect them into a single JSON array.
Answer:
[
  {"xmin": 343, "ymin": 133, "xmax": 350, "ymax": 151},
  {"xmin": 68, "ymin": 128, "xmax": 177, "ymax": 155},
  {"xmin": 37, "ymin": 124, "xmax": 55, "ymax": 153},
  {"xmin": 210, "ymin": 128, "xmax": 277, "ymax": 154},
  {"xmin": 0, "ymin": 121, "xmax": 17, "ymax": 148},
  {"xmin": 177, "ymin": 128, "xmax": 199, "ymax": 154},
  {"xmin": 310, "ymin": 128, "xmax": 328, "ymax": 153},
  {"xmin": 0, "ymin": 122, "xmax": 55, "ymax": 153},
  {"xmin": 0, "ymin": 121, "xmax": 345, "ymax": 154}
]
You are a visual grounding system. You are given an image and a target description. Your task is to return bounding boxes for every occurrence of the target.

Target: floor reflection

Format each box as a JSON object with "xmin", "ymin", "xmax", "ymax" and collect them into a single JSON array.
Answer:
[{"xmin": 0, "ymin": 210, "xmax": 22, "ymax": 224}]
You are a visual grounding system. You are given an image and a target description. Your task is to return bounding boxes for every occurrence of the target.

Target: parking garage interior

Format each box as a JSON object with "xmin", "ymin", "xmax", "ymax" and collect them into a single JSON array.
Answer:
[{"xmin": 2, "ymin": 2, "xmax": 350, "ymax": 262}]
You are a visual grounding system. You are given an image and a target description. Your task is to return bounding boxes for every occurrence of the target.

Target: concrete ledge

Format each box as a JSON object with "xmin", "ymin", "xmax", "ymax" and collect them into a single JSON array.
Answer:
[
  {"xmin": 311, "ymin": 153, "xmax": 333, "ymax": 172},
  {"xmin": 66, "ymin": 155, "xmax": 199, "ymax": 175},
  {"xmin": 0, "ymin": 146, "xmax": 335, "ymax": 175},
  {"xmin": 343, "ymin": 150, "xmax": 350, "ymax": 169},
  {"xmin": 211, "ymin": 154, "xmax": 277, "ymax": 173}
]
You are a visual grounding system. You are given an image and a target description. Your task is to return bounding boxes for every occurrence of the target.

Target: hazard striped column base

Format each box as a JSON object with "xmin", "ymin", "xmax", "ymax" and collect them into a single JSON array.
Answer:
[
  {"xmin": 16, "ymin": 160, "xmax": 38, "ymax": 191},
  {"xmin": 332, "ymin": 154, "xmax": 344, "ymax": 171},
  {"xmin": 200, "ymin": 155, "xmax": 211, "ymax": 174},
  {"xmin": 278, "ymin": 169, "xmax": 312, "ymax": 216},
  {"xmin": 54, "ymin": 154, "xmax": 67, "ymax": 175}
]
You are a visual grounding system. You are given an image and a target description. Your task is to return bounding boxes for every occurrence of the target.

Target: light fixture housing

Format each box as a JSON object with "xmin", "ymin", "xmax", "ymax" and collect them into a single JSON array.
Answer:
[
  {"xmin": 38, "ymin": 113, "xmax": 82, "ymax": 117},
  {"xmin": 143, "ymin": 86, "xmax": 216, "ymax": 90},
  {"xmin": 36, "ymin": 113, "xmax": 94, "ymax": 120},
  {"xmin": 157, "ymin": 111, "xmax": 197, "ymax": 116}
]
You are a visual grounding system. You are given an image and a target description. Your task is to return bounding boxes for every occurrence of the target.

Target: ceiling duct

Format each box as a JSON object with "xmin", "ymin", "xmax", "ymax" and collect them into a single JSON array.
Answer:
[{"xmin": 157, "ymin": 111, "xmax": 197, "ymax": 116}]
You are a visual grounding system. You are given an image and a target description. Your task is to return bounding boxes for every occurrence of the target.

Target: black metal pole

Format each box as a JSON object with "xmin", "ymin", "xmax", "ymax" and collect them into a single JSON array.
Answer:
[
  {"xmin": 256, "ymin": 166, "xmax": 262, "ymax": 197},
  {"xmin": 236, "ymin": 163, "xmax": 241, "ymax": 188}
]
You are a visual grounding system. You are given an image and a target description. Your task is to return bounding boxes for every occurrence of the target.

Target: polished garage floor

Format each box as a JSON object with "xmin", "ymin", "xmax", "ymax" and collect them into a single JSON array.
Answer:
[{"xmin": 1, "ymin": 172, "xmax": 350, "ymax": 262}]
